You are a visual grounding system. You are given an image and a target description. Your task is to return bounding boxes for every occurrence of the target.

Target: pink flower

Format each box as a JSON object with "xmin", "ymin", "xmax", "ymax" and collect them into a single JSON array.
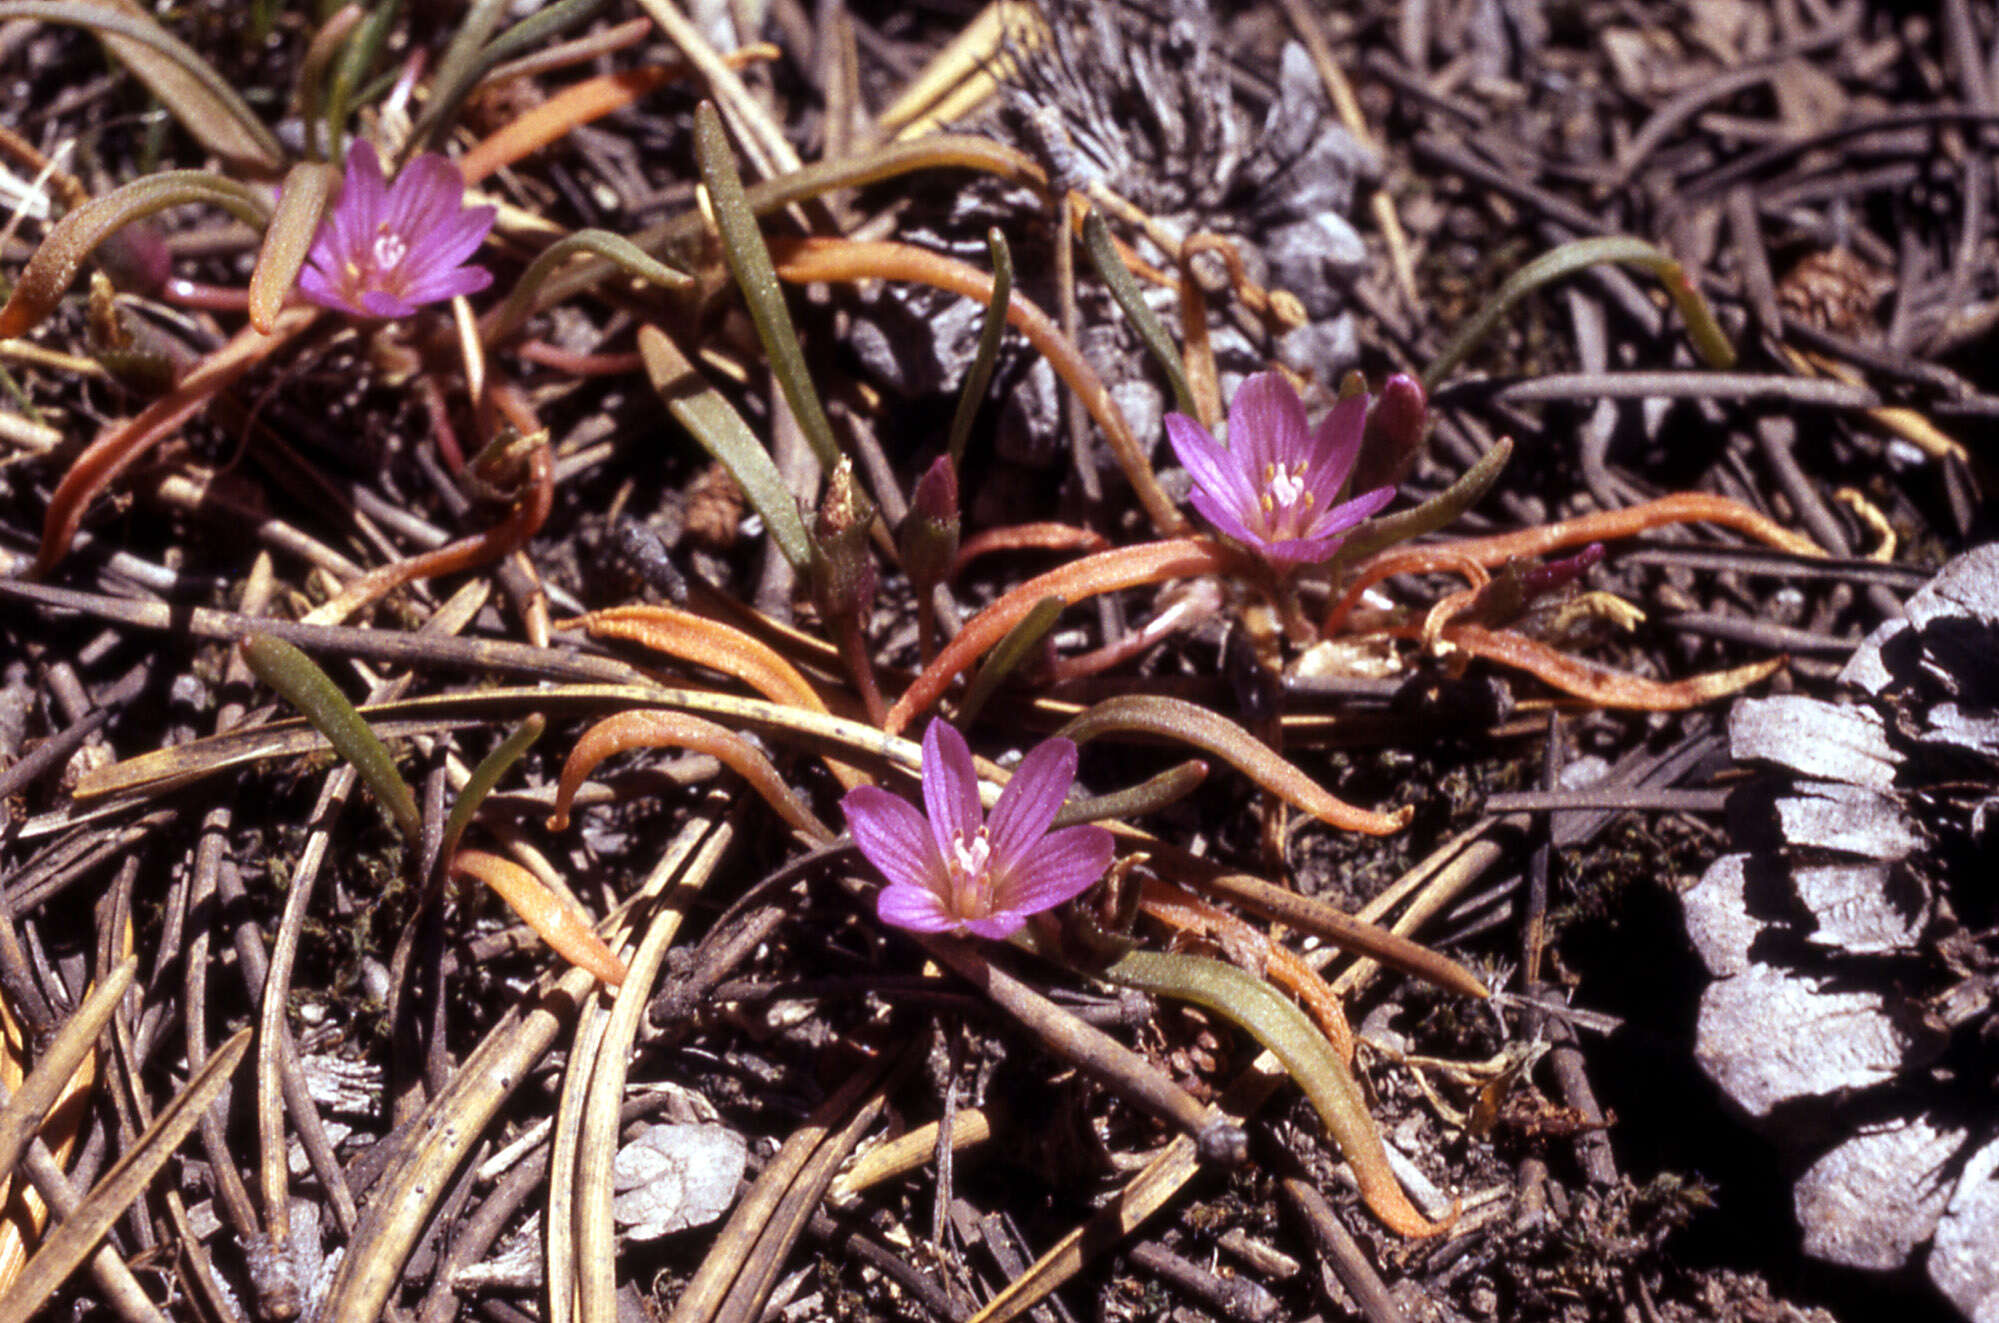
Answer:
[
  {"xmin": 843, "ymin": 720, "xmax": 1114, "ymax": 939},
  {"xmin": 1165, "ymin": 372, "xmax": 1397, "ymax": 567},
  {"xmin": 298, "ymin": 141, "xmax": 496, "ymax": 319}
]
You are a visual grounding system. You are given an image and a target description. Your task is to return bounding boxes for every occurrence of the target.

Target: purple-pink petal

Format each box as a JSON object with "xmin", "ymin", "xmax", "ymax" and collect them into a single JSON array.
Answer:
[
  {"xmin": 877, "ymin": 883, "xmax": 959, "ymax": 932},
  {"xmin": 400, "ymin": 264, "xmax": 494, "ymax": 306},
  {"xmin": 1227, "ymin": 372, "xmax": 1309, "ymax": 476},
  {"xmin": 422, "ymin": 206, "xmax": 498, "ymax": 270},
  {"xmin": 1186, "ymin": 486, "xmax": 1263, "ymax": 549},
  {"xmin": 359, "ymin": 288, "xmax": 420, "ymax": 319},
  {"xmin": 341, "ymin": 141, "xmax": 388, "ymax": 229},
  {"xmin": 384, "ymin": 154, "xmax": 463, "ymax": 236},
  {"xmin": 1165, "ymin": 413, "xmax": 1257, "ymax": 514},
  {"xmin": 920, "ymin": 719, "xmax": 983, "ymax": 860},
  {"xmin": 994, "ymin": 824, "xmax": 1113, "ymax": 916},
  {"xmin": 985, "ymin": 736, "xmax": 1076, "ymax": 866},
  {"xmin": 960, "ymin": 911, "xmax": 1030, "ymax": 940},
  {"xmin": 842, "ymin": 786, "xmax": 940, "ymax": 893},
  {"xmin": 1305, "ymin": 392, "xmax": 1369, "ymax": 490}
]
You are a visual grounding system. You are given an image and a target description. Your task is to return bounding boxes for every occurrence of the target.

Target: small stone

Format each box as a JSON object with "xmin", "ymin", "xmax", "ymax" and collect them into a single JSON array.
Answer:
[
  {"xmin": 1795, "ymin": 1114, "xmax": 1963, "ymax": 1270},
  {"xmin": 612, "ymin": 1123, "xmax": 747, "ymax": 1239},
  {"xmin": 1729, "ymin": 696, "xmax": 1899, "ymax": 789},
  {"xmin": 1680, "ymin": 854, "xmax": 1762, "ymax": 978},
  {"xmin": 1928, "ymin": 1137, "xmax": 1999, "ymax": 1322},
  {"xmin": 1771, "ymin": 781, "xmax": 1921, "ymax": 860},
  {"xmin": 1696, "ymin": 964, "xmax": 1910, "ymax": 1117}
]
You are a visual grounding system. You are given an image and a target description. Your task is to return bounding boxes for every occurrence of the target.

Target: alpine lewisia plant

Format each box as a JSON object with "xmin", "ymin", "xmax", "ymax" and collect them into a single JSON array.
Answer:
[
  {"xmin": 297, "ymin": 141, "xmax": 497, "ymax": 319},
  {"xmin": 842, "ymin": 720, "xmax": 1114, "ymax": 939},
  {"xmin": 1165, "ymin": 371, "xmax": 1397, "ymax": 567}
]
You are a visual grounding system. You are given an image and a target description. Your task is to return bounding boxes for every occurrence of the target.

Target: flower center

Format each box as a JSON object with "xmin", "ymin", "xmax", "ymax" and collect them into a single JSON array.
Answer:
[
  {"xmin": 950, "ymin": 829, "xmax": 991, "ymax": 881},
  {"xmin": 1258, "ymin": 461, "xmax": 1314, "ymax": 536},
  {"xmin": 947, "ymin": 827, "xmax": 994, "ymax": 920},
  {"xmin": 371, "ymin": 225, "xmax": 409, "ymax": 276}
]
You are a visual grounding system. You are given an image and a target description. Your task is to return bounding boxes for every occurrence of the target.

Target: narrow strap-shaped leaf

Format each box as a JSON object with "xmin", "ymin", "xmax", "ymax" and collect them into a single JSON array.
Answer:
[
  {"xmin": 1422, "ymin": 235, "xmax": 1735, "ymax": 389},
  {"xmin": 637, "ymin": 324, "xmax": 813, "ymax": 568},
  {"xmin": 955, "ymin": 595, "xmax": 1064, "ymax": 726},
  {"xmin": 402, "ymin": 0, "xmax": 510, "ymax": 155},
  {"xmin": 547, "ymin": 710, "xmax": 832, "ymax": 843},
  {"xmin": 249, "ymin": 161, "xmax": 336, "ymax": 333},
  {"xmin": 692, "ymin": 100, "xmax": 842, "ymax": 470},
  {"xmin": 946, "ymin": 227, "xmax": 1013, "ymax": 469},
  {"xmin": 0, "ymin": 1027, "xmax": 251, "ymax": 1323},
  {"xmin": 481, "ymin": 229, "xmax": 690, "ymax": 346},
  {"xmin": 1101, "ymin": 951, "xmax": 1449, "ymax": 1237},
  {"xmin": 321, "ymin": 0, "xmax": 399, "ymax": 161},
  {"xmin": 0, "ymin": 172, "xmax": 270, "ymax": 339},
  {"xmin": 452, "ymin": 850, "xmax": 626, "ymax": 985},
  {"xmin": 1056, "ymin": 694, "xmax": 1410, "ymax": 836},
  {"xmin": 1082, "ymin": 209, "xmax": 1194, "ymax": 417},
  {"xmin": 1051, "ymin": 761, "xmax": 1208, "ymax": 828},
  {"xmin": 240, "ymin": 635, "xmax": 421, "ymax": 838},
  {"xmin": 1332, "ymin": 437, "xmax": 1513, "ymax": 566},
  {"xmin": 437, "ymin": 714, "xmax": 544, "ymax": 868}
]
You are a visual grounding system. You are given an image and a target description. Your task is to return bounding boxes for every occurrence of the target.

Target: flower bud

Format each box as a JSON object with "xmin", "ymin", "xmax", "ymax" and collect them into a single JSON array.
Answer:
[
  {"xmin": 1350, "ymin": 372, "xmax": 1427, "ymax": 495},
  {"xmin": 898, "ymin": 456, "xmax": 960, "ymax": 592},
  {"xmin": 94, "ymin": 220, "xmax": 172, "ymax": 296},
  {"xmin": 811, "ymin": 457, "xmax": 878, "ymax": 623}
]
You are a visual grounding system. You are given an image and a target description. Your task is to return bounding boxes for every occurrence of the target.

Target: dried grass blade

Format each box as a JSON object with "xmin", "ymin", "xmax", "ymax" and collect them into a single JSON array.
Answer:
[
  {"xmin": 0, "ymin": 1027, "xmax": 250, "ymax": 1323},
  {"xmin": 1057, "ymin": 695, "xmax": 1411, "ymax": 836},
  {"xmin": 0, "ymin": 957, "xmax": 132, "ymax": 1190},
  {"xmin": 575, "ymin": 823, "xmax": 730, "ymax": 1323},
  {"xmin": 667, "ymin": 1055, "xmax": 894, "ymax": 1323},
  {"xmin": 326, "ymin": 811, "xmax": 729, "ymax": 1320}
]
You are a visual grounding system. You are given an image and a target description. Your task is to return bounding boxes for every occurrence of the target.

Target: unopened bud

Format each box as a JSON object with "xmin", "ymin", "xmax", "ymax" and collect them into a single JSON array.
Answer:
[
  {"xmin": 811, "ymin": 458, "xmax": 878, "ymax": 623},
  {"xmin": 94, "ymin": 220, "xmax": 172, "ymax": 296},
  {"xmin": 898, "ymin": 456, "xmax": 960, "ymax": 591},
  {"xmin": 1350, "ymin": 372, "xmax": 1427, "ymax": 495}
]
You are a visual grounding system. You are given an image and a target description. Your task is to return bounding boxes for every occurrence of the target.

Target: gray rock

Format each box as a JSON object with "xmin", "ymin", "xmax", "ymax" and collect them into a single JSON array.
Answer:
[
  {"xmin": 1729, "ymin": 696, "xmax": 1900, "ymax": 789},
  {"xmin": 1772, "ymin": 781, "xmax": 1921, "ymax": 860},
  {"xmin": 1930, "ymin": 1138, "xmax": 1999, "ymax": 1322},
  {"xmin": 1696, "ymin": 965, "xmax": 1910, "ymax": 1117},
  {"xmin": 1681, "ymin": 854, "xmax": 1763, "ymax": 978},
  {"xmin": 612, "ymin": 1123, "xmax": 747, "ymax": 1239},
  {"xmin": 1792, "ymin": 861, "xmax": 1928, "ymax": 954},
  {"xmin": 1795, "ymin": 1116, "xmax": 1964, "ymax": 1270}
]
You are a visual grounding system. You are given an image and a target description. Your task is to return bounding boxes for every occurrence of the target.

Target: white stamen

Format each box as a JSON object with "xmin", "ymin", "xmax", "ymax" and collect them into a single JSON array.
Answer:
[
  {"xmin": 372, "ymin": 226, "xmax": 408, "ymax": 272},
  {"xmin": 951, "ymin": 830, "xmax": 991, "ymax": 880},
  {"xmin": 1267, "ymin": 462, "xmax": 1307, "ymax": 509}
]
